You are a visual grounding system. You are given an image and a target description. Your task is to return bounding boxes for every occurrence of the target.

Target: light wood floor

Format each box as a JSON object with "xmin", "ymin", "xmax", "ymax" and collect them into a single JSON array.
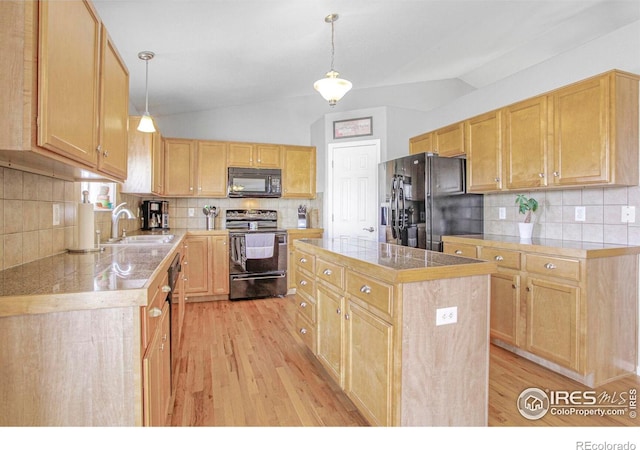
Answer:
[{"xmin": 169, "ymin": 297, "xmax": 640, "ymax": 427}]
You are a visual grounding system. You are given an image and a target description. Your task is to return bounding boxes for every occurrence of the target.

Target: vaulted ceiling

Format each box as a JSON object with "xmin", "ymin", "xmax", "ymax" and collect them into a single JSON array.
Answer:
[{"xmin": 92, "ymin": 0, "xmax": 640, "ymax": 117}]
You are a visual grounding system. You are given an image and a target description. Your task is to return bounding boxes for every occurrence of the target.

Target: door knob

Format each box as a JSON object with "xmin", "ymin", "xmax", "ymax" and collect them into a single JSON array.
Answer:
[{"xmin": 362, "ymin": 227, "xmax": 374, "ymax": 232}]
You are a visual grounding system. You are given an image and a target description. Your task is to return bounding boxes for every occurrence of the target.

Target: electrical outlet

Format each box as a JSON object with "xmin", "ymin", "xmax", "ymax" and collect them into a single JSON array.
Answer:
[
  {"xmin": 575, "ymin": 206, "xmax": 586, "ymax": 222},
  {"xmin": 436, "ymin": 306, "xmax": 458, "ymax": 326},
  {"xmin": 498, "ymin": 207, "xmax": 506, "ymax": 220},
  {"xmin": 52, "ymin": 204, "xmax": 60, "ymax": 226},
  {"xmin": 188, "ymin": 208, "xmax": 195, "ymax": 217},
  {"xmin": 622, "ymin": 206, "xmax": 636, "ymax": 223}
]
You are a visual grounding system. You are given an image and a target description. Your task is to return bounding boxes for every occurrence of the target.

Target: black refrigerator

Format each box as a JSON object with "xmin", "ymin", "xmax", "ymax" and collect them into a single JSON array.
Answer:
[{"xmin": 378, "ymin": 153, "xmax": 483, "ymax": 251}]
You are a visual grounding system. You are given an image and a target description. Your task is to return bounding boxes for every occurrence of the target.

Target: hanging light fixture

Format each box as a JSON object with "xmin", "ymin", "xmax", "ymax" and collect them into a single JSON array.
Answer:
[
  {"xmin": 314, "ymin": 13, "xmax": 352, "ymax": 106},
  {"xmin": 137, "ymin": 51, "xmax": 156, "ymax": 133}
]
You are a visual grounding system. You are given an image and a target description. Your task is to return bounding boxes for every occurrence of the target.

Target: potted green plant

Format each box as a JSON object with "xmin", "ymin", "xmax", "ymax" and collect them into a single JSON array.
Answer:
[{"xmin": 515, "ymin": 194, "xmax": 538, "ymax": 239}]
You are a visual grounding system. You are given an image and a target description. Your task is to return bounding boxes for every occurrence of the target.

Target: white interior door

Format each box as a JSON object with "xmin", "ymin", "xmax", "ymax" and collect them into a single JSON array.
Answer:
[{"xmin": 327, "ymin": 140, "xmax": 380, "ymax": 240}]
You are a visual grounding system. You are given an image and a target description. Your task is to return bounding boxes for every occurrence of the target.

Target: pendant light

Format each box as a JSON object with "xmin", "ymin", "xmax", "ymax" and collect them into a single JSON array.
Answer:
[
  {"xmin": 314, "ymin": 14, "xmax": 352, "ymax": 106},
  {"xmin": 137, "ymin": 51, "xmax": 156, "ymax": 133}
]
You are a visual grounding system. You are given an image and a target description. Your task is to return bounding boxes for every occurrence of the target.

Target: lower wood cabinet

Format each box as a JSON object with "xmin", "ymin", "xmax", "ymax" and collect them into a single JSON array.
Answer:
[
  {"xmin": 444, "ymin": 236, "xmax": 639, "ymax": 387},
  {"xmin": 183, "ymin": 232, "xmax": 229, "ymax": 300},
  {"xmin": 316, "ymin": 283, "xmax": 344, "ymax": 384},
  {"xmin": 142, "ymin": 300, "xmax": 171, "ymax": 426},
  {"xmin": 287, "ymin": 229, "xmax": 323, "ymax": 290}
]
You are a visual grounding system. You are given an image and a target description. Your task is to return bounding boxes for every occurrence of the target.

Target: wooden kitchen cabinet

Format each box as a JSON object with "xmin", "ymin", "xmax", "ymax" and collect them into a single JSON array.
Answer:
[
  {"xmin": 0, "ymin": 0, "xmax": 129, "ymax": 181},
  {"xmin": 183, "ymin": 235, "xmax": 210, "ymax": 295},
  {"xmin": 281, "ymin": 145, "xmax": 316, "ymax": 198},
  {"xmin": 433, "ymin": 122, "xmax": 465, "ymax": 157},
  {"xmin": 163, "ymin": 138, "xmax": 196, "ymax": 196},
  {"xmin": 196, "ymin": 140, "xmax": 228, "ymax": 197},
  {"xmin": 443, "ymin": 235, "xmax": 640, "ymax": 387},
  {"xmin": 502, "ymin": 95, "xmax": 548, "ymax": 190},
  {"xmin": 316, "ymin": 283, "xmax": 344, "ymax": 384},
  {"xmin": 465, "ymin": 110, "xmax": 503, "ymax": 192},
  {"xmin": 409, "ymin": 131, "xmax": 434, "ymax": 155},
  {"xmin": 142, "ymin": 300, "xmax": 171, "ymax": 426},
  {"xmin": 122, "ymin": 116, "xmax": 164, "ymax": 195},
  {"xmin": 227, "ymin": 142, "xmax": 280, "ymax": 168},
  {"xmin": 182, "ymin": 232, "xmax": 230, "ymax": 300},
  {"xmin": 287, "ymin": 229, "xmax": 323, "ymax": 290}
]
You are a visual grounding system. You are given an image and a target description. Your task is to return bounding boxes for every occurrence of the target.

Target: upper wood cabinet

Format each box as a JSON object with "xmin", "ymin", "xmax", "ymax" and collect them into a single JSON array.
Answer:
[
  {"xmin": 228, "ymin": 142, "xmax": 280, "ymax": 168},
  {"xmin": 163, "ymin": 139, "xmax": 227, "ymax": 197},
  {"xmin": 465, "ymin": 110, "xmax": 502, "ymax": 192},
  {"xmin": 503, "ymin": 96, "xmax": 548, "ymax": 190},
  {"xmin": 281, "ymin": 145, "xmax": 316, "ymax": 198},
  {"xmin": 196, "ymin": 141, "xmax": 228, "ymax": 197},
  {"xmin": 122, "ymin": 116, "xmax": 164, "ymax": 195},
  {"xmin": 434, "ymin": 122, "xmax": 465, "ymax": 157},
  {"xmin": 409, "ymin": 132, "xmax": 434, "ymax": 155},
  {"xmin": 164, "ymin": 138, "xmax": 196, "ymax": 196},
  {"xmin": 0, "ymin": 0, "xmax": 129, "ymax": 182},
  {"xmin": 462, "ymin": 70, "xmax": 639, "ymax": 192}
]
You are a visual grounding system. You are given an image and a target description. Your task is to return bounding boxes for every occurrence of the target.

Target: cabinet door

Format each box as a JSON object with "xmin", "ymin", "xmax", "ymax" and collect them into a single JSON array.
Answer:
[
  {"xmin": 227, "ymin": 142, "xmax": 253, "ymax": 167},
  {"xmin": 97, "ymin": 27, "xmax": 129, "ymax": 180},
  {"xmin": 551, "ymin": 76, "xmax": 609, "ymax": 186},
  {"xmin": 345, "ymin": 299, "xmax": 393, "ymax": 427},
  {"xmin": 210, "ymin": 235, "xmax": 229, "ymax": 295},
  {"xmin": 152, "ymin": 131, "xmax": 164, "ymax": 195},
  {"xmin": 38, "ymin": 0, "xmax": 101, "ymax": 167},
  {"xmin": 504, "ymin": 96, "xmax": 548, "ymax": 189},
  {"xmin": 183, "ymin": 236, "xmax": 209, "ymax": 295},
  {"xmin": 316, "ymin": 284, "xmax": 344, "ymax": 385},
  {"xmin": 465, "ymin": 110, "xmax": 502, "ymax": 192},
  {"xmin": 282, "ymin": 145, "xmax": 316, "ymax": 198},
  {"xmin": 434, "ymin": 122, "xmax": 464, "ymax": 157},
  {"xmin": 526, "ymin": 277, "xmax": 580, "ymax": 371},
  {"xmin": 255, "ymin": 144, "xmax": 281, "ymax": 168},
  {"xmin": 489, "ymin": 272, "xmax": 520, "ymax": 346},
  {"xmin": 409, "ymin": 132, "xmax": 434, "ymax": 155},
  {"xmin": 197, "ymin": 141, "xmax": 228, "ymax": 197},
  {"xmin": 143, "ymin": 301, "xmax": 170, "ymax": 427},
  {"xmin": 164, "ymin": 139, "xmax": 195, "ymax": 196}
]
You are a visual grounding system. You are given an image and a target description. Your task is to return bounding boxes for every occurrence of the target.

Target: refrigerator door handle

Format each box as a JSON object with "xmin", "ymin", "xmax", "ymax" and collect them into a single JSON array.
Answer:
[
  {"xmin": 398, "ymin": 178, "xmax": 406, "ymax": 232},
  {"xmin": 391, "ymin": 177, "xmax": 398, "ymax": 239}
]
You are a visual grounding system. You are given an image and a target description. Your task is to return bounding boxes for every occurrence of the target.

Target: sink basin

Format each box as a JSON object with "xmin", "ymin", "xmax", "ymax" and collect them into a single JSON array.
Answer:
[{"xmin": 103, "ymin": 234, "xmax": 175, "ymax": 246}]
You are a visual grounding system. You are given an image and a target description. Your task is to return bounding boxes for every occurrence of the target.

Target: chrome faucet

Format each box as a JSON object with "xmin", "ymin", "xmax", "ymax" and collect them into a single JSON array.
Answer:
[{"xmin": 111, "ymin": 202, "xmax": 136, "ymax": 239}]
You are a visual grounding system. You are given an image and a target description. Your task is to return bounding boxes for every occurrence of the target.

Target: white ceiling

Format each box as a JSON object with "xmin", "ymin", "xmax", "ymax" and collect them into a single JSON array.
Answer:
[{"xmin": 92, "ymin": 0, "xmax": 640, "ymax": 117}]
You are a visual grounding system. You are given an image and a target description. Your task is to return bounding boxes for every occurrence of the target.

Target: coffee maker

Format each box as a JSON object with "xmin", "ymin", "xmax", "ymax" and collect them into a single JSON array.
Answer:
[{"xmin": 141, "ymin": 200, "xmax": 169, "ymax": 230}]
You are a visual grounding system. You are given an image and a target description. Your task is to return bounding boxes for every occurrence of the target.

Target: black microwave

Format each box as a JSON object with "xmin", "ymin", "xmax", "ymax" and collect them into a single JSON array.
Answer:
[{"xmin": 228, "ymin": 167, "xmax": 282, "ymax": 198}]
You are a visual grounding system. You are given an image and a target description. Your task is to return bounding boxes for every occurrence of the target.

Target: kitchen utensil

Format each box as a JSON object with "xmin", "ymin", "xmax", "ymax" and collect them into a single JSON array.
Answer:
[{"xmin": 203, "ymin": 205, "xmax": 218, "ymax": 230}]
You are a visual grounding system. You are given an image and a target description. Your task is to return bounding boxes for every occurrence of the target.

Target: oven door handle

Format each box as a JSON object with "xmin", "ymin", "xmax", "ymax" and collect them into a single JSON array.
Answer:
[{"xmin": 231, "ymin": 273, "xmax": 286, "ymax": 282}]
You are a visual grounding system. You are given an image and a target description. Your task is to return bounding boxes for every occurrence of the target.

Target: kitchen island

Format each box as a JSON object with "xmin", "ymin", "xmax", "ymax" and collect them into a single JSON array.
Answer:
[
  {"xmin": 291, "ymin": 237, "xmax": 497, "ymax": 426},
  {"xmin": 0, "ymin": 231, "xmax": 186, "ymax": 426}
]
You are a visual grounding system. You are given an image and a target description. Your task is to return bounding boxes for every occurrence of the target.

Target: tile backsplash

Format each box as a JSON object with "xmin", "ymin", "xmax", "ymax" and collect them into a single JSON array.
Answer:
[{"xmin": 483, "ymin": 185, "xmax": 640, "ymax": 245}]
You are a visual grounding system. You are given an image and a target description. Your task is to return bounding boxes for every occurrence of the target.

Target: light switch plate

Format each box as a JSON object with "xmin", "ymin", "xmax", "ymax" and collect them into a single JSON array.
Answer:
[
  {"xmin": 575, "ymin": 206, "xmax": 586, "ymax": 222},
  {"xmin": 52, "ymin": 204, "xmax": 61, "ymax": 226},
  {"xmin": 498, "ymin": 207, "xmax": 506, "ymax": 220},
  {"xmin": 622, "ymin": 206, "xmax": 636, "ymax": 223},
  {"xmin": 188, "ymin": 208, "xmax": 195, "ymax": 217}
]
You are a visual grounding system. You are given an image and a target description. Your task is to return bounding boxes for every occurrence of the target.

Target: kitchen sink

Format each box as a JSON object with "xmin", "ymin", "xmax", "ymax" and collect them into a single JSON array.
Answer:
[{"xmin": 103, "ymin": 234, "xmax": 175, "ymax": 246}]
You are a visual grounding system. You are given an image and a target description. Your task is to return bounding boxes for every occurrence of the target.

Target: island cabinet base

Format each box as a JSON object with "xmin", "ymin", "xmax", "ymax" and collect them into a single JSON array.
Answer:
[
  {"xmin": 0, "ymin": 306, "xmax": 142, "ymax": 426},
  {"xmin": 400, "ymin": 276, "xmax": 490, "ymax": 426},
  {"xmin": 291, "ymin": 238, "xmax": 495, "ymax": 426}
]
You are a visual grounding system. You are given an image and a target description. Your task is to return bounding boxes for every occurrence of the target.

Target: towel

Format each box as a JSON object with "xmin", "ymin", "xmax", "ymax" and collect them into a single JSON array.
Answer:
[{"xmin": 245, "ymin": 233, "xmax": 275, "ymax": 259}]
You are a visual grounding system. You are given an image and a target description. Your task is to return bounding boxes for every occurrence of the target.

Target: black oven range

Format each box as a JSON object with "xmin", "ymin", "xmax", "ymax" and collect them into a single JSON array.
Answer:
[{"xmin": 226, "ymin": 209, "xmax": 287, "ymax": 300}]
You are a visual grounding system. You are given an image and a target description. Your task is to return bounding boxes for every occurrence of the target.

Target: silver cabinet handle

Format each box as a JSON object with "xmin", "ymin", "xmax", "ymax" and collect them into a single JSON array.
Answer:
[
  {"xmin": 345, "ymin": 314, "xmax": 350, "ymax": 320},
  {"xmin": 494, "ymin": 255, "xmax": 504, "ymax": 261},
  {"xmin": 300, "ymin": 301, "xmax": 307, "ymax": 308},
  {"xmin": 299, "ymin": 280, "xmax": 308, "ymax": 286},
  {"xmin": 336, "ymin": 308, "xmax": 341, "ymax": 315},
  {"xmin": 300, "ymin": 328, "xmax": 307, "ymax": 335},
  {"xmin": 323, "ymin": 268, "xmax": 332, "ymax": 276},
  {"xmin": 149, "ymin": 307, "xmax": 162, "ymax": 318},
  {"xmin": 360, "ymin": 285, "xmax": 372, "ymax": 294},
  {"xmin": 494, "ymin": 177, "xmax": 501, "ymax": 182},
  {"xmin": 161, "ymin": 285, "xmax": 171, "ymax": 293},
  {"xmin": 455, "ymin": 249, "xmax": 463, "ymax": 255},
  {"xmin": 538, "ymin": 173, "xmax": 545, "ymax": 178},
  {"xmin": 553, "ymin": 171, "xmax": 560, "ymax": 177},
  {"xmin": 544, "ymin": 263, "xmax": 557, "ymax": 270},
  {"xmin": 300, "ymin": 257, "xmax": 307, "ymax": 263}
]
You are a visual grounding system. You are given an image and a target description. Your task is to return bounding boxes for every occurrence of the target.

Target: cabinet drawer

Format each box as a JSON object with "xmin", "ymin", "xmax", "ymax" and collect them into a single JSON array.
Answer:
[
  {"xmin": 295, "ymin": 269, "xmax": 315, "ymax": 298},
  {"xmin": 294, "ymin": 249, "xmax": 315, "ymax": 273},
  {"xmin": 316, "ymin": 258, "xmax": 345, "ymax": 290},
  {"xmin": 525, "ymin": 254, "xmax": 581, "ymax": 281},
  {"xmin": 295, "ymin": 293, "xmax": 316, "ymax": 323},
  {"xmin": 346, "ymin": 271, "xmax": 393, "ymax": 316},
  {"xmin": 443, "ymin": 242, "xmax": 477, "ymax": 258},
  {"xmin": 295, "ymin": 314, "xmax": 316, "ymax": 352},
  {"xmin": 479, "ymin": 247, "xmax": 521, "ymax": 270}
]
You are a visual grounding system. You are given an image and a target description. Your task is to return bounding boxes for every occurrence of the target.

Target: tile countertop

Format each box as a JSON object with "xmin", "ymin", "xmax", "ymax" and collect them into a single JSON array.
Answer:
[
  {"xmin": 442, "ymin": 234, "xmax": 640, "ymax": 258},
  {"xmin": 0, "ymin": 230, "xmax": 187, "ymax": 318},
  {"xmin": 295, "ymin": 237, "xmax": 497, "ymax": 284}
]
